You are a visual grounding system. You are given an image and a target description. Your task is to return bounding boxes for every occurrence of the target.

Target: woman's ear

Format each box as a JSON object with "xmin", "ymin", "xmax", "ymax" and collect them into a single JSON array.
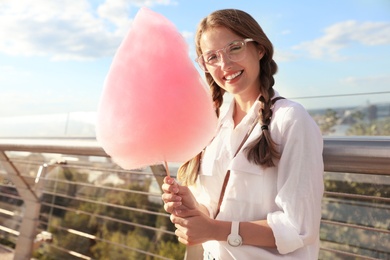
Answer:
[{"xmin": 258, "ymin": 47, "xmax": 265, "ymax": 60}]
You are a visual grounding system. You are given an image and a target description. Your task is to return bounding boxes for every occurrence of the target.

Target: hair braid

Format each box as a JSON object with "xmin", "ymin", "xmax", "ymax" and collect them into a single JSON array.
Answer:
[
  {"xmin": 246, "ymin": 59, "xmax": 281, "ymax": 167},
  {"xmin": 209, "ymin": 78, "xmax": 225, "ymax": 117}
]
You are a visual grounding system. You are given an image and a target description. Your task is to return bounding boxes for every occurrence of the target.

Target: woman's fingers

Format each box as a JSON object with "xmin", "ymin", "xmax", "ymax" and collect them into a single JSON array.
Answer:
[
  {"xmin": 161, "ymin": 191, "xmax": 182, "ymax": 203},
  {"xmin": 162, "ymin": 183, "xmax": 179, "ymax": 194},
  {"xmin": 161, "ymin": 176, "xmax": 200, "ymax": 216},
  {"xmin": 162, "ymin": 190, "xmax": 182, "ymax": 213},
  {"xmin": 175, "ymin": 228, "xmax": 189, "ymax": 245},
  {"xmin": 171, "ymin": 214, "xmax": 207, "ymax": 246},
  {"xmin": 164, "ymin": 201, "xmax": 182, "ymax": 213},
  {"xmin": 162, "ymin": 176, "xmax": 179, "ymax": 194}
]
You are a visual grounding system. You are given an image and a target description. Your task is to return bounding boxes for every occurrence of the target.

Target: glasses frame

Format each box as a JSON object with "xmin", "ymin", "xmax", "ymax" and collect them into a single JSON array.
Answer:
[{"xmin": 195, "ymin": 38, "xmax": 255, "ymax": 72}]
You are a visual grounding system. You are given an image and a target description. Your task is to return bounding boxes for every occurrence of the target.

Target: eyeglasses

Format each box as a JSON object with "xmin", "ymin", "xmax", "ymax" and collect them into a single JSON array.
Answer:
[{"xmin": 195, "ymin": 38, "xmax": 255, "ymax": 72}]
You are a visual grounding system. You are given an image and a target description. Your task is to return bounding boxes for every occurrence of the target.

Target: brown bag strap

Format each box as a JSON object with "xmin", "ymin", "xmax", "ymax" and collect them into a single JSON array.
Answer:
[{"xmin": 214, "ymin": 96, "xmax": 285, "ymax": 218}]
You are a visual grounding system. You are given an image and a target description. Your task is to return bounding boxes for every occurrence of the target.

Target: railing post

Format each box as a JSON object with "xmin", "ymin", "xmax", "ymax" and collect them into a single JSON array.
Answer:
[
  {"xmin": 150, "ymin": 164, "xmax": 168, "ymax": 189},
  {"xmin": 0, "ymin": 151, "xmax": 40, "ymax": 260}
]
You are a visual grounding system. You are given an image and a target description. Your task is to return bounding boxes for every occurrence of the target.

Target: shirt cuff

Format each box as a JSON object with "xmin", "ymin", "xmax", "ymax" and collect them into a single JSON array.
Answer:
[
  {"xmin": 267, "ymin": 211, "xmax": 304, "ymax": 254},
  {"xmin": 201, "ymin": 203, "xmax": 215, "ymax": 219}
]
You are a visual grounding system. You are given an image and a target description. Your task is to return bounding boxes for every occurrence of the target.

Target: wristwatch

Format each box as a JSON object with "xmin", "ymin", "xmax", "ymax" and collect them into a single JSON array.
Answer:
[{"xmin": 227, "ymin": 221, "xmax": 242, "ymax": 247}]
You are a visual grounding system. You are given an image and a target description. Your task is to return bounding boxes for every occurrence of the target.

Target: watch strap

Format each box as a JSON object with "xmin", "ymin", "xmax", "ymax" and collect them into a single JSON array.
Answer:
[{"xmin": 231, "ymin": 221, "xmax": 239, "ymax": 236}]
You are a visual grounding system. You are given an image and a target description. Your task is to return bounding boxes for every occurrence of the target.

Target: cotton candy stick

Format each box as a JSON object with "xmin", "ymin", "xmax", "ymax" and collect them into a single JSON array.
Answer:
[
  {"xmin": 163, "ymin": 161, "xmax": 171, "ymax": 178},
  {"xmin": 96, "ymin": 7, "xmax": 218, "ymax": 174}
]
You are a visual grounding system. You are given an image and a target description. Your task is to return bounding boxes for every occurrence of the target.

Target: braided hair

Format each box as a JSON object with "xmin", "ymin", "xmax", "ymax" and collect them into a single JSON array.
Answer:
[{"xmin": 178, "ymin": 9, "xmax": 280, "ymax": 186}]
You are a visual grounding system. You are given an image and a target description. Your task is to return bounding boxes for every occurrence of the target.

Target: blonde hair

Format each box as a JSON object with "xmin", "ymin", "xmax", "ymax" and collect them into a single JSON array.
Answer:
[{"xmin": 178, "ymin": 9, "xmax": 280, "ymax": 186}]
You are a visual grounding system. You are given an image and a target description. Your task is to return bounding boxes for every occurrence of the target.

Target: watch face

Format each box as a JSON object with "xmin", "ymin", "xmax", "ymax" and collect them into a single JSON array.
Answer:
[{"xmin": 228, "ymin": 234, "xmax": 242, "ymax": 247}]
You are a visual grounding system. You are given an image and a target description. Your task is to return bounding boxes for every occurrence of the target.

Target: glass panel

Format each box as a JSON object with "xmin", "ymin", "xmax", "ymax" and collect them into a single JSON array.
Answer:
[{"xmin": 320, "ymin": 171, "xmax": 390, "ymax": 259}]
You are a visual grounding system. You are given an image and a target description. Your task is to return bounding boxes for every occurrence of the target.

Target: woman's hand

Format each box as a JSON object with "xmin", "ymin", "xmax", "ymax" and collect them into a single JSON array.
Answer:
[
  {"xmin": 161, "ymin": 176, "xmax": 198, "ymax": 215},
  {"xmin": 161, "ymin": 176, "xmax": 214, "ymax": 245},
  {"xmin": 171, "ymin": 209, "xmax": 216, "ymax": 245}
]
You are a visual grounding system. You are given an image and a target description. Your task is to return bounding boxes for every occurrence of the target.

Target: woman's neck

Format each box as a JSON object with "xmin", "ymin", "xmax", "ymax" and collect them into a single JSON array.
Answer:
[{"xmin": 232, "ymin": 95, "xmax": 258, "ymax": 127}]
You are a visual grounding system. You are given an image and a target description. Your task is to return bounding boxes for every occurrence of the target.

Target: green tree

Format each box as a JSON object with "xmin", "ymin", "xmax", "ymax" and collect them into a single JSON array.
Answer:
[
  {"xmin": 34, "ymin": 167, "xmax": 184, "ymax": 260},
  {"xmin": 156, "ymin": 240, "xmax": 186, "ymax": 260},
  {"xmin": 313, "ymin": 109, "xmax": 339, "ymax": 135},
  {"xmin": 347, "ymin": 118, "xmax": 390, "ymax": 136}
]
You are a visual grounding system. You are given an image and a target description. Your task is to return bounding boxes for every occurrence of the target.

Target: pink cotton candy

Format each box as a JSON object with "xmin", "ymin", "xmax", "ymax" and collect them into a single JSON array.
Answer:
[{"xmin": 96, "ymin": 7, "xmax": 218, "ymax": 170}]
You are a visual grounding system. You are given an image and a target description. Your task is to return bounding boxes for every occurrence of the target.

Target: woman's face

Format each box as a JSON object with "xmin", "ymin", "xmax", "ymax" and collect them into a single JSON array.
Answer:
[{"xmin": 200, "ymin": 26, "xmax": 263, "ymax": 100}]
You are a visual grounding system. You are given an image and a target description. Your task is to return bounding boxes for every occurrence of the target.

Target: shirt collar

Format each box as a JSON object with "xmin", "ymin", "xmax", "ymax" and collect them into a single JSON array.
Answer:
[{"xmin": 218, "ymin": 90, "xmax": 280, "ymax": 128}]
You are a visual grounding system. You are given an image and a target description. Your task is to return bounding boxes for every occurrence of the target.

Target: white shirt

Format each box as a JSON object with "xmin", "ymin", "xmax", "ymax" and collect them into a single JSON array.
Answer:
[{"xmin": 192, "ymin": 92, "xmax": 324, "ymax": 259}]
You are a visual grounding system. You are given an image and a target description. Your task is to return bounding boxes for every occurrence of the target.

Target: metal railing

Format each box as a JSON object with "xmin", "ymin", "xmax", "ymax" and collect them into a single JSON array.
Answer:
[{"xmin": 0, "ymin": 136, "xmax": 389, "ymax": 260}]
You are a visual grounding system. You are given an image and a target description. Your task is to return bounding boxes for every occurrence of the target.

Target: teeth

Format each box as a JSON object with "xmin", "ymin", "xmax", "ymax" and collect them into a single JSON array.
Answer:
[{"xmin": 225, "ymin": 71, "xmax": 242, "ymax": 80}]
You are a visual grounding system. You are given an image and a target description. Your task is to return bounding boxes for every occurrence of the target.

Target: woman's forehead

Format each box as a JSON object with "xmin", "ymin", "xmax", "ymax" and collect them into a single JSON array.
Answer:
[{"xmin": 200, "ymin": 27, "xmax": 241, "ymax": 52}]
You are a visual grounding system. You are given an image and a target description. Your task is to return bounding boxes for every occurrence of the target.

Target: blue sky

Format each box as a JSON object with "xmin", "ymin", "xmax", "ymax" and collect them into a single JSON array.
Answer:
[{"xmin": 0, "ymin": 0, "xmax": 389, "ymax": 117}]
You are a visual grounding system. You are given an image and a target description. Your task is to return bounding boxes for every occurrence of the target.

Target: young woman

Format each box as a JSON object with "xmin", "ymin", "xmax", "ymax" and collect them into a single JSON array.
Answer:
[{"xmin": 162, "ymin": 9, "xmax": 324, "ymax": 259}]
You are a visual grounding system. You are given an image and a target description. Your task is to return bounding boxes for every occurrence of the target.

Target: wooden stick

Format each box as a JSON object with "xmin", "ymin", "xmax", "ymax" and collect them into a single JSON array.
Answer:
[{"xmin": 164, "ymin": 160, "xmax": 170, "ymax": 177}]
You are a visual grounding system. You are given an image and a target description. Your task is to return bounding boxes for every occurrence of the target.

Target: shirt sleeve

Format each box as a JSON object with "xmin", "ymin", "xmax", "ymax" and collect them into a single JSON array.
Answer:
[
  {"xmin": 189, "ymin": 177, "xmax": 217, "ymax": 219},
  {"xmin": 267, "ymin": 103, "xmax": 324, "ymax": 254}
]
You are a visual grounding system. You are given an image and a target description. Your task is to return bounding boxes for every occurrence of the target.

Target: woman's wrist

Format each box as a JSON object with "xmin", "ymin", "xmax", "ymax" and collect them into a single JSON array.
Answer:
[
  {"xmin": 208, "ymin": 219, "xmax": 231, "ymax": 242},
  {"xmin": 198, "ymin": 203, "xmax": 210, "ymax": 216}
]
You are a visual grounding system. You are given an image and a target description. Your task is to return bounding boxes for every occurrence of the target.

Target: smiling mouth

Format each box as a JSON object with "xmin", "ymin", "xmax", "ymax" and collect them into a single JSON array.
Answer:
[{"xmin": 224, "ymin": 70, "xmax": 243, "ymax": 81}]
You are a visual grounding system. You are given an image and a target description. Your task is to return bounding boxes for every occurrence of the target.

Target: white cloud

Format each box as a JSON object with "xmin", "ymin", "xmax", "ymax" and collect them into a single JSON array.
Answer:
[
  {"xmin": 341, "ymin": 75, "xmax": 390, "ymax": 88},
  {"xmin": 98, "ymin": 0, "xmax": 132, "ymax": 29},
  {"xmin": 274, "ymin": 49, "xmax": 298, "ymax": 62},
  {"xmin": 0, "ymin": 87, "xmax": 100, "ymax": 116},
  {"xmin": 181, "ymin": 30, "xmax": 197, "ymax": 59},
  {"xmin": 0, "ymin": 66, "xmax": 32, "ymax": 82},
  {"xmin": 293, "ymin": 20, "xmax": 390, "ymax": 61},
  {"xmin": 0, "ymin": 0, "xmax": 177, "ymax": 61},
  {"xmin": 181, "ymin": 30, "xmax": 194, "ymax": 41}
]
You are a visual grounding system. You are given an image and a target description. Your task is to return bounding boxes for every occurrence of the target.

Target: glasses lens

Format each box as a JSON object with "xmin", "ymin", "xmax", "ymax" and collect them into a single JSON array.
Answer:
[
  {"xmin": 203, "ymin": 52, "xmax": 218, "ymax": 66},
  {"xmin": 227, "ymin": 41, "xmax": 246, "ymax": 62},
  {"xmin": 196, "ymin": 56, "xmax": 208, "ymax": 72}
]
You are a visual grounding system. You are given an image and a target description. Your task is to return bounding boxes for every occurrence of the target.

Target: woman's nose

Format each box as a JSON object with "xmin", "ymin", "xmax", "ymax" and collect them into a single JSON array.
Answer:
[{"xmin": 219, "ymin": 52, "xmax": 233, "ymax": 70}]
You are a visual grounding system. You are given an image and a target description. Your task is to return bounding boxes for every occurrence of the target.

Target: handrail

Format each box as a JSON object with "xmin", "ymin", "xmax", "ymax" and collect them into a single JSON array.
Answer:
[
  {"xmin": 1, "ymin": 136, "xmax": 389, "ymax": 174},
  {"xmin": 323, "ymin": 136, "xmax": 390, "ymax": 175},
  {"xmin": 0, "ymin": 137, "xmax": 107, "ymax": 157}
]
